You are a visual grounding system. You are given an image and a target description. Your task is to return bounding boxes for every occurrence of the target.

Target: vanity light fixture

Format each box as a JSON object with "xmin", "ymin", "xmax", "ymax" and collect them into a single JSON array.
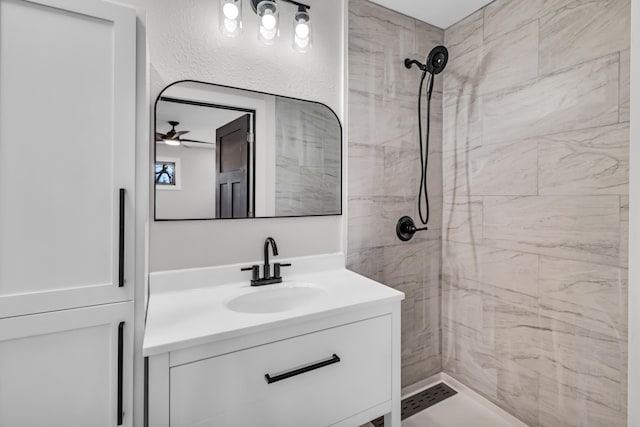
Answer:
[
  {"xmin": 255, "ymin": 0, "xmax": 279, "ymax": 44},
  {"xmin": 292, "ymin": 5, "xmax": 311, "ymax": 52},
  {"xmin": 220, "ymin": 0, "xmax": 243, "ymax": 37},
  {"xmin": 222, "ymin": 0, "xmax": 311, "ymax": 52}
]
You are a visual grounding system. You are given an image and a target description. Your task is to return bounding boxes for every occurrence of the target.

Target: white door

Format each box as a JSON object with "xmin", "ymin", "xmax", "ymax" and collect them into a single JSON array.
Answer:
[
  {"xmin": 0, "ymin": 0, "xmax": 136, "ymax": 318},
  {"xmin": 0, "ymin": 301, "xmax": 134, "ymax": 427}
]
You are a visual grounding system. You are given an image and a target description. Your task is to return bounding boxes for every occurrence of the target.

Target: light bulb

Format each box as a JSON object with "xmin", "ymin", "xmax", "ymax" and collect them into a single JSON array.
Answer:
[
  {"xmin": 261, "ymin": 28, "xmax": 276, "ymax": 40},
  {"xmin": 262, "ymin": 11, "xmax": 276, "ymax": 30},
  {"xmin": 256, "ymin": 1, "xmax": 279, "ymax": 44},
  {"xmin": 295, "ymin": 21, "xmax": 309, "ymax": 38},
  {"xmin": 164, "ymin": 139, "xmax": 180, "ymax": 146},
  {"xmin": 224, "ymin": 18, "xmax": 238, "ymax": 33},
  {"xmin": 219, "ymin": 0, "xmax": 242, "ymax": 37},
  {"xmin": 295, "ymin": 36, "xmax": 309, "ymax": 49},
  {"xmin": 293, "ymin": 9, "xmax": 311, "ymax": 53},
  {"xmin": 222, "ymin": 2, "xmax": 239, "ymax": 19}
]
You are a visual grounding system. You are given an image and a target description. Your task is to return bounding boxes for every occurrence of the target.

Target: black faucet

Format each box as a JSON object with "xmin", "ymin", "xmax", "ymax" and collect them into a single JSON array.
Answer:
[
  {"xmin": 241, "ymin": 237, "xmax": 292, "ymax": 286},
  {"xmin": 263, "ymin": 237, "xmax": 278, "ymax": 279}
]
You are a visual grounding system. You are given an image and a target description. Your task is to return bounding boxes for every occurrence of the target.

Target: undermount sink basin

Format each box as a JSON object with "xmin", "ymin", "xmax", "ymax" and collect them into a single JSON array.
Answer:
[{"xmin": 226, "ymin": 284, "xmax": 329, "ymax": 314}]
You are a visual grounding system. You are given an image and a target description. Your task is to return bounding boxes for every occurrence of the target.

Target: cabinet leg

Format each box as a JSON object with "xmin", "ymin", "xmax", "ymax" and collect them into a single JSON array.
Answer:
[{"xmin": 384, "ymin": 411, "xmax": 401, "ymax": 427}]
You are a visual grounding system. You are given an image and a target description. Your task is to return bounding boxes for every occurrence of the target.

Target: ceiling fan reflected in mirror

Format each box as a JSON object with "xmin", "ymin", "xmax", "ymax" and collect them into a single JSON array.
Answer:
[
  {"xmin": 156, "ymin": 121, "xmax": 189, "ymax": 146},
  {"xmin": 155, "ymin": 121, "xmax": 214, "ymax": 147}
]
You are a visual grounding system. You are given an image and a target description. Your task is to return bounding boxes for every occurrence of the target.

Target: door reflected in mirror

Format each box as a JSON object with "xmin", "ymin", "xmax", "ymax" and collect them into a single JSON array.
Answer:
[{"xmin": 154, "ymin": 81, "xmax": 342, "ymax": 220}]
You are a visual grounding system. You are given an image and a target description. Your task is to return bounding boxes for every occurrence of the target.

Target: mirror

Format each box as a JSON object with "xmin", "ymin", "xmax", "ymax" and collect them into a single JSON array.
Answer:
[{"xmin": 154, "ymin": 81, "xmax": 342, "ymax": 220}]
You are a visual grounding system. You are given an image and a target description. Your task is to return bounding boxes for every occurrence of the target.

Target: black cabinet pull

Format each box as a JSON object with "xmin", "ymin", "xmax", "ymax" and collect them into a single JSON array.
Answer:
[
  {"xmin": 118, "ymin": 188, "xmax": 125, "ymax": 287},
  {"xmin": 117, "ymin": 321, "xmax": 124, "ymax": 425},
  {"xmin": 265, "ymin": 354, "xmax": 340, "ymax": 384}
]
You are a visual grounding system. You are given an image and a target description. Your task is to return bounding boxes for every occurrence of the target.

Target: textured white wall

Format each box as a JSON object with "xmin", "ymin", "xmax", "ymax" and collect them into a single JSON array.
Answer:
[
  {"xmin": 119, "ymin": 0, "xmax": 346, "ymax": 271},
  {"xmin": 155, "ymin": 143, "xmax": 217, "ymax": 219}
]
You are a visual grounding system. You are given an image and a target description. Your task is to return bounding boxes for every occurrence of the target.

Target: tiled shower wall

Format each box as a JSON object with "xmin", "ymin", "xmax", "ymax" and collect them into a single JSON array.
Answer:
[
  {"xmin": 275, "ymin": 98, "xmax": 342, "ymax": 216},
  {"xmin": 442, "ymin": 0, "xmax": 630, "ymax": 426},
  {"xmin": 346, "ymin": 0, "xmax": 444, "ymax": 387}
]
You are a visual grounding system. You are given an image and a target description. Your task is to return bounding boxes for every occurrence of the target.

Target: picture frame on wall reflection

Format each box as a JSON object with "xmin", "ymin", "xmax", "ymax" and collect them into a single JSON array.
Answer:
[{"xmin": 155, "ymin": 157, "xmax": 181, "ymax": 190}]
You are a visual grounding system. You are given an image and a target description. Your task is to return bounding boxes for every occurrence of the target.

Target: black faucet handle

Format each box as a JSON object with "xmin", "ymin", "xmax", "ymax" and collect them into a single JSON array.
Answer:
[
  {"xmin": 273, "ymin": 263, "xmax": 292, "ymax": 279},
  {"xmin": 241, "ymin": 265, "xmax": 260, "ymax": 281}
]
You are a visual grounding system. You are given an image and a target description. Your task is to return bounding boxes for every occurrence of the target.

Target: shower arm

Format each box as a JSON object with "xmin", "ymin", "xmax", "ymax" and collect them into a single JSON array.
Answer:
[
  {"xmin": 404, "ymin": 58, "xmax": 427, "ymax": 71},
  {"xmin": 404, "ymin": 58, "xmax": 436, "ymax": 100}
]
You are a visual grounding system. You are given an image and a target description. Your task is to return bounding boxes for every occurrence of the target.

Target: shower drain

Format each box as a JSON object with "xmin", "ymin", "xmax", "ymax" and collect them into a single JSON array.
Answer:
[{"xmin": 370, "ymin": 382, "xmax": 457, "ymax": 427}]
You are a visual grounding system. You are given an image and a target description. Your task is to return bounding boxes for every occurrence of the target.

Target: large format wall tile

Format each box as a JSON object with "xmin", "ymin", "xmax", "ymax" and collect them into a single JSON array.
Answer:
[
  {"xmin": 539, "ymin": 257, "xmax": 627, "ymax": 340},
  {"xmin": 347, "ymin": 197, "xmax": 383, "ymax": 250},
  {"xmin": 442, "ymin": 241, "xmax": 538, "ymax": 304},
  {"xmin": 346, "ymin": 246, "xmax": 384, "ymax": 283},
  {"xmin": 538, "ymin": 123, "xmax": 629, "ymax": 195},
  {"xmin": 479, "ymin": 21, "xmax": 538, "ymax": 95},
  {"xmin": 483, "ymin": 55, "xmax": 620, "ymax": 145},
  {"xmin": 620, "ymin": 196, "xmax": 629, "ymax": 269},
  {"xmin": 443, "ymin": 0, "xmax": 629, "ymax": 425},
  {"xmin": 348, "ymin": 143, "xmax": 385, "ymax": 197},
  {"xmin": 620, "ymin": 49, "xmax": 630, "ymax": 123},
  {"xmin": 347, "ymin": 0, "xmax": 444, "ymax": 389},
  {"xmin": 538, "ymin": 315, "xmax": 627, "ymax": 427},
  {"xmin": 442, "ymin": 197, "xmax": 483, "ymax": 244},
  {"xmin": 539, "ymin": 0, "xmax": 630, "ymax": 74},
  {"xmin": 443, "ymin": 140, "xmax": 538, "ymax": 196},
  {"xmin": 348, "ymin": 89, "xmax": 416, "ymax": 146},
  {"xmin": 490, "ymin": 300, "xmax": 541, "ymax": 426},
  {"xmin": 383, "ymin": 146, "xmax": 420, "ymax": 198},
  {"xmin": 348, "ymin": 0, "xmax": 415, "ymax": 98},
  {"xmin": 483, "ymin": 195, "xmax": 621, "ymax": 266},
  {"xmin": 442, "ymin": 323, "xmax": 499, "ymax": 400},
  {"xmin": 444, "ymin": 10, "xmax": 483, "ymax": 60},
  {"xmin": 384, "ymin": 240, "xmax": 442, "ymax": 383},
  {"xmin": 483, "ymin": 0, "xmax": 575, "ymax": 41},
  {"xmin": 443, "ymin": 93, "xmax": 482, "ymax": 152}
]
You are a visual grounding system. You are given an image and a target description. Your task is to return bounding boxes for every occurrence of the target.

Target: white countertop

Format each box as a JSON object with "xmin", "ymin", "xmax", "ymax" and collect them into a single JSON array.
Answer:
[{"xmin": 143, "ymin": 253, "xmax": 404, "ymax": 356}]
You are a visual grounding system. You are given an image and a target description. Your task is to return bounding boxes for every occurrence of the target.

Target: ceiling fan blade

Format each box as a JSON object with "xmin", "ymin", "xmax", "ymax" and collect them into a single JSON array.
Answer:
[
  {"xmin": 174, "ymin": 130, "xmax": 190, "ymax": 137},
  {"xmin": 180, "ymin": 138, "xmax": 214, "ymax": 144},
  {"xmin": 155, "ymin": 132, "xmax": 168, "ymax": 141}
]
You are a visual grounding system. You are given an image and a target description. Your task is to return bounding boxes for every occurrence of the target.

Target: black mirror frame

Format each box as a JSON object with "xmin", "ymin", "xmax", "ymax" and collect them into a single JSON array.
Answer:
[{"xmin": 153, "ymin": 80, "xmax": 343, "ymax": 221}]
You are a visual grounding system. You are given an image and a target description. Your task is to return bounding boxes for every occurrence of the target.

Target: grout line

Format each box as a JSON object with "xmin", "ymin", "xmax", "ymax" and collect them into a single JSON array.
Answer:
[{"xmin": 442, "ymin": 237, "xmax": 628, "ymax": 270}]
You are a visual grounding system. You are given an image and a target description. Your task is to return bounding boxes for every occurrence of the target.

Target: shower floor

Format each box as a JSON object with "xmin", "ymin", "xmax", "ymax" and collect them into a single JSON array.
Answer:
[
  {"xmin": 363, "ymin": 374, "xmax": 528, "ymax": 427},
  {"xmin": 402, "ymin": 375, "xmax": 527, "ymax": 427}
]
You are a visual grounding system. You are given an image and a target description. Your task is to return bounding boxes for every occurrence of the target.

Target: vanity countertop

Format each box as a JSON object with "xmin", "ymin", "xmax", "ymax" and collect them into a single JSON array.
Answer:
[{"xmin": 143, "ymin": 253, "xmax": 404, "ymax": 356}]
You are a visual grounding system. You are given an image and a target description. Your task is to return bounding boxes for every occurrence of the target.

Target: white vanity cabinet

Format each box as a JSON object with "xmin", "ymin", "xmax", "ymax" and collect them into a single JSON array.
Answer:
[
  {"xmin": 149, "ymin": 309, "xmax": 400, "ymax": 427},
  {"xmin": 170, "ymin": 315, "xmax": 392, "ymax": 427},
  {"xmin": 146, "ymin": 261, "xmax": 403, "ymax": 427}
]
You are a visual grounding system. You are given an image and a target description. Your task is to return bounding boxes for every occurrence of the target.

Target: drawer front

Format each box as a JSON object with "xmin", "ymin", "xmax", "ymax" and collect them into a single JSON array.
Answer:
[{"xmin": 170, "ymin": 315, "xmax": 392, "ymax": 427}]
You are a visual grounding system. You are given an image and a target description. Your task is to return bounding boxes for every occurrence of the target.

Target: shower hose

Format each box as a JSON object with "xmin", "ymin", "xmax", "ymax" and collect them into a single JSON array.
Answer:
[{"xmin": 417, "ymin": 71, "xmax": 434, "ymax": 226}]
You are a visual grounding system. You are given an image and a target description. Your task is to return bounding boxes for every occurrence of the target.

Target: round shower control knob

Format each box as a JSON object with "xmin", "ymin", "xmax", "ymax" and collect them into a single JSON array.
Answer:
[{"xmin": 396, "ymin": 216, "xmax": 428, "ymax": 242}]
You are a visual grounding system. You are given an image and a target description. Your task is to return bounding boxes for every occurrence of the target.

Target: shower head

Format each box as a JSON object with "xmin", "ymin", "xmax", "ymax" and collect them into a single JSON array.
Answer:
[
  {"xmin": 404, "ymin": 45, "xmax": 449, "ymax": 75},
  {"xmin": 425, "ymin": 45, "xmax": 448, "ymax": 75}
]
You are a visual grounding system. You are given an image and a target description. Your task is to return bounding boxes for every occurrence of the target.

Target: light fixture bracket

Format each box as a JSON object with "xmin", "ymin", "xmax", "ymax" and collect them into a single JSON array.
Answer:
[
  {"xmin": 282, "ymin": 0, "xmax": 310, "ymax": 10},
  {"xmin": 250, "ymin": 0, "xmax": 309, "ymax": 14},
  {"xmin": 249, "ymin": 0, "xmax": 263, "ymax": 13}
]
